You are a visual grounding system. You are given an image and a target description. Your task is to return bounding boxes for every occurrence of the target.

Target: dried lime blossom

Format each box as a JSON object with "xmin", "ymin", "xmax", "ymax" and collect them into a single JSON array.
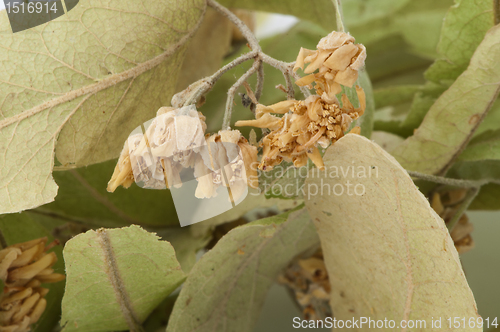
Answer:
[
  {"xmin": 107, "ymin": 105, "xmax": 207, "ymax": 192},
  {"xmin": 235, "ymin": 87, "xmax": 365, "ymax": 170},
  {"xmin": 294, "ymin": 31, "xmax": 366, "ymax": 101},
  {"xmin": 195, "ymin": 130, "xmax": 258, "ymax": 201},
  {"xmin": 431, "ymin": 190, "xmax": 474, "ymax": 254},
  {"xmin": 107, "ymin": 108, "xmax": 259, "ymax": 198},
  {"xmin": 0, "ymin": 237, "xmax": 65, "ymax": 331}
]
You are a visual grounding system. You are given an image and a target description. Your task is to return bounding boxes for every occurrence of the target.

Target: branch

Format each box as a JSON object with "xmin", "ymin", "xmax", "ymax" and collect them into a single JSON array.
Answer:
[
  {"xmin": 222, "ymin": 60, "xmax": 261, "ymax": 130},
  {"xmin": 331, "ymin": 0, "xmax": 346, "ymax": 32},
  {"xmin": 207, "ymin": 0, "xmax": 261, "ymax": 52},
  {"xmin": 447, "ymin": 187, "xmax": 480, "ymax": 231},
  {"xmin": 182, "ymin": 51, "xmax": 259, "ymax": 106},
  {"xmin": 407, "ymin": 171, "xmax": 492, "ymax": 188}
]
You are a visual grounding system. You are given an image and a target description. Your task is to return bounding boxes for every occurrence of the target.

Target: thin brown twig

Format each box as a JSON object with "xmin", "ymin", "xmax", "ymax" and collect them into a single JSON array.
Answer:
[{"xmin": 222, "ymin": 60, "xmax": 261, "ymax": 129}]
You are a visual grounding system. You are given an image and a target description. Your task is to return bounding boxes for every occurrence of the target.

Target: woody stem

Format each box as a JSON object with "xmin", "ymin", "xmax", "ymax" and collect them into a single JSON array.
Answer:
[
  {"xmin": 447, "ymin": 187, "xmax": 479, "ymax": 232},
  {"xmin": 331, "ymin": 0, "xmax": 346, "ymax": 32},
  {"xmin": 222, "ymin": 60, "xmax": 262, "ymax": 130}
]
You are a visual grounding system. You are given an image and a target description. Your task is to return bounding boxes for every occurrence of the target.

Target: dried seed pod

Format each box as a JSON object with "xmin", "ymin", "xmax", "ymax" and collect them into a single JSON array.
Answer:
[
  {"xmin": 0, "ymin": 238, "xmax": 65, "ymax": 331},
  {"xmin": 431, "ymin": 190, "xmax": 475, "ymax": 254}
]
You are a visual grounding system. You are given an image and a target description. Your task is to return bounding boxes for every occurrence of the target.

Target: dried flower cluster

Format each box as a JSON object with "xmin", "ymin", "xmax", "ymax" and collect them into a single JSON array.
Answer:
[
  {"xmin": 107, "ymin": 106, "xmax": 258, "ymax": 198},
  {"xmin": 431, "ymin": 190, "xmax": 474, "ymax": 254},
  {"xmin": 294, "ymin": 31, "xmax": 366, "ymax": 97},
  {"xmin": 0, "ymin": 237, "xmax": 65, "ymax": 332},
  {"xmin": 195, "ymin": 130, "xmax": 258, "ymax": 201},
  {"xmin": 278, "ymin": 250, "xmax": 332, "ymax": 321},
  {"xmin": 236, "ymin": 31, "xmax": 366, "ymax": 171}
]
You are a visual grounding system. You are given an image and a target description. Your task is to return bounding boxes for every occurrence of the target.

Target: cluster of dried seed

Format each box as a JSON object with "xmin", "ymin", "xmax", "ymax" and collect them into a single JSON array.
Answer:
[
  {"xmin": 235, "ymin": 31, "xmax": 366, "ymax": 171},
  {"xmin": 0, "ymin": 237, "xmax": 65, "ymax": 332},
  {"xmin": 278, "ymin": 250, "xmax": 332, "ymax": 321},
  {"xmin": 236, "ymin": 85, "xmax": 365, "ymax": 170},
  {"xmin": 431, "ymin": 189, "xmax": 475, "ymax": 254}
]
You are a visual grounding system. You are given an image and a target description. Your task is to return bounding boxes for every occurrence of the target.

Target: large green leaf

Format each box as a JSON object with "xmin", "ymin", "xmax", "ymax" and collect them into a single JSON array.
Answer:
[
  {"xmin": 391, "ymin": 24, "xmax": 500, "ymax": 175},
  {"xmin": 37, "ymin": 159, "xmax": 179, "ymax": 228},
  {"xmin": 166, "ymin": 207, "xmax": 319, "ymax": 332},
  {"xmin": 0, "ymin": 212, "xmax": 66, "ymax": 332},
  {"xmin": 61, "ymin": 225, "xmax": 185, "ymax": 332},
  {"xmin": 305, "ymin": 134, "xmax": 480, "ymax": 327},
  {"xmin": 0, "ymin": 0, "xmax": 205, "ymax": 214},
  {"xmin": 425, "ymin": 0, "xmax": 495, "ymax": 84}
]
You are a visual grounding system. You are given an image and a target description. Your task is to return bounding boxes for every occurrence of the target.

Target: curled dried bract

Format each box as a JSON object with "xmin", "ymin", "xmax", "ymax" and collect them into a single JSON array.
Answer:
[
  {"xmin": 107, "ymin": 105, "xmax": 207, "ymax": 192},
  {"xmin": 195, "ymin": 130, "xmax": 258, "ymax": 201},
  {"xmin": 294, "ymin": 31, "xmax": 366, "ymax": 101}
]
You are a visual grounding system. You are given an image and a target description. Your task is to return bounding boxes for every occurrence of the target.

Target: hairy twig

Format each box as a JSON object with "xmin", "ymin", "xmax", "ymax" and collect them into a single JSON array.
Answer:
[
  {"xmin": 207, "ymin": 0, "xmax": 261, "ymax": 52},
  {"xmin": 447, "ymin": 187, "xmax": 480, "ymax": 231},
  {"xmin": 222, "ymin": 60, "xmax": 261, "ymax": 130},
  {"xmin": 283, "ymin": 70, "xmax": 295, "ymax": 100},
  {"xmin": 182, "ymin": 50, "xmax": 258, "ymax": 106},
  {"xmin": 407, "ymin": 171, "xmax": 493, "ymax": 188},
  {"xmin": 331, "ymin": 0, "xmax": 346, "ymax": 32},
  {"xmin": 255, "ymin": 60, "xmax": 264, "ymax": 101}
]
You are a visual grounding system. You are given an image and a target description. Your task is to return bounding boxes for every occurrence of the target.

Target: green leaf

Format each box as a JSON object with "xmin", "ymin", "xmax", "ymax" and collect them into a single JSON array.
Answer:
[
  {"xmin": 399, "ymin": 82, "xmax": 447, "ymax": 132},
  {"xmin": 61, "ymin": 225, "xmax": 185, "ymax": 332},
  {"xmin": 166, "ymin": 207, "xmax": 319, "ymax": 332},
  {"xmin": 0, "ymin": 212, "xmax": 66, "ymax": 332},
  {"xmin": 156, "ymin": 227, "xmax": 211, "ymax": 274},
  {"xmin": 469, "ymin": 183, "xmax": 500, "ymax": 210},
  {"xmin": 190, "ymin": 187, "xmax": 300, "ymax": 237},
  {"xmin": 425, "ymin": 0, "xmax": 495, "ymax": 84},
  {"xmin": 342, "ymin": 0, "xmax": 411, "ymax": 28},
  {"xmin": 305, "ymin": 134, "xmax": 480, "ymax": 324},
  {"xmin": 175, "ymin": 7, "xmax": 233, "ymax": 93},
  {"xmin": 0, "ymin": 0, "xmax": 205, "ymax": 214},
  {"xmin": 391, "ymin": 24, "xmax": 500, "ymax": 175},
  {"xmin": 38, "ymin": 160, "xmax": 179, "ymax": 228}
]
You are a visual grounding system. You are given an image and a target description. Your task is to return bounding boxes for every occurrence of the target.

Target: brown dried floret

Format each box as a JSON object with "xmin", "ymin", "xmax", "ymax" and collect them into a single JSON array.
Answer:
[
  {"xmin": 195, "ymin": 130, "xmax": 258, "ymax": 201},
  {"xmin": 235, "ymin": 87, "xmax": 365, "ymax": 170},
  {"xmin": 0, "ymin": 238, "xmax": 65, "ymax": 332},
  {"xmin": 294, "ymin": 31, "xmax": 366, "ymax": 101},
  {"xmin": 431, "ymin": 190, "xmax": 475, "ymax": 254}
]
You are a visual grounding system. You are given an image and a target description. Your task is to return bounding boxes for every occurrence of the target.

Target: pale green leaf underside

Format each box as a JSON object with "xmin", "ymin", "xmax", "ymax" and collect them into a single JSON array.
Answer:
[
  {"xmin": 166, "ymin": 208, "xmax": 319, "ymax": 332},
  {"xmin": 390, "ymin": 24, "xmax": 500, "ymax": 175},
  {"xmin": 305, "ymin": 134, "xmax": 480, "ymax": 328},
  {"xmin": 425, "ymin": 0, "xmax": 494, "ymax": 84},
  {"xmin": 0, "ymin": 0, "xmax": 205, "ymax": 214},
  {"xmin": 61, "ymin": 225, "xmax": 185, "ymax": 332}
]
